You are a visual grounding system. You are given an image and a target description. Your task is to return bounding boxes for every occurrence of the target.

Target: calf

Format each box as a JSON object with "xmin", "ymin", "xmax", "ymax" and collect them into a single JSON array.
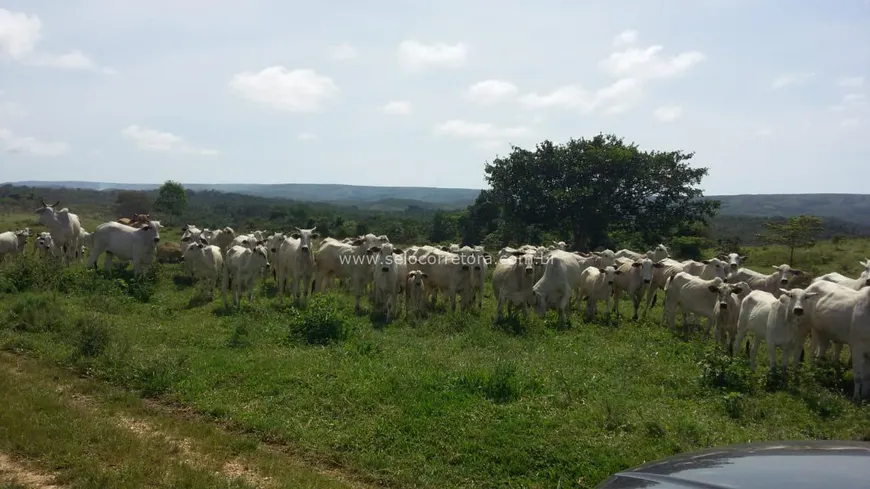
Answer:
[
  {"xmin": 222, "ymin": 244, "xmax": 271, "ymax": 307},
  {"xmin": 0, "ymin": 230, "xmax": 28, "ymax": 265},
  {"xmin": 533, "ymin": 250, "xmax": 583, "ymax": 325},
  {"xmin": 613, "ymin": 257, "xmax": 663, "ymax": 320},
  {"xmin": 181, "ymin": 238, "xmax": 224, "ymax": 296},
  {"xmin": 492, "ymin": 249, "xmax": 536, "ymax": 323},
  {"xmin": 577, "ymin": 266, "xmax": 620, "ymax": 322},
  {"xmin": 405, "ymin": 270, "xmax": 428, "ymax": 318},
  {"xmin": 87, "ymin": 220, "xmax": 161, "ymax": 277},
  {"xmin": 735, "ymin": 288, "xmax": 816, "ymax": 371},
  {"xmin": 712, "ymin": 281, "xmax": 751, "ymax": 353},
  {"xmin": 369, "ymin": 243, "xmax": 405, "ymax": 318},
  {"xmin": 274, "ymin": 227, "xmax": 319, "ymax": 305},
  {"xmin": 727, "ymin": 264, "xmax": 805, "ymax": 297},
  {"xmin": 663, "ymin": 272, "xmax": 726, "ymax": 336}
]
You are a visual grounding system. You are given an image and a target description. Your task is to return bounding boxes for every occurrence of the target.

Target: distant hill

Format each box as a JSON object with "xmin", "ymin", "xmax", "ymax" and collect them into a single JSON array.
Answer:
[
  {"xmin": 7, "ymin": 181, "xmax": 870, "ymax": 226},
  {"xmin": 7, "ymin": 181, "xmax": 479, "ymax": 209}
]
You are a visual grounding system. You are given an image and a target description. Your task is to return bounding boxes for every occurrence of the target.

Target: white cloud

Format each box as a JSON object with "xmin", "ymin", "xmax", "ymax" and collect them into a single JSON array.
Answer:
[
  {"xmin": 599, "ymin": 43, "xmax": 706, "ymax": 81},
  {"xmin": 433, "ymin": 120, "xmax": 531, "ymax": 143},
  {"xmin": 770, "ymin": 72, "xmax": 815, "ymax": 89},
  {"xmin": 397, "ymin": 40, "xmax": 467, "ymax": 72},
  {"xmin": 296, "ymin": 132, "xmax": 317, "ymax": 141},
  {"xmin": 518, "ymin": 78, "xmax": 643, "ymax": 114},
  {"xmin": 228, "ymin": 67, "xmax": 339, "ymax": 112},
  {"xmin": 381, "ymin": 100, "xmax": 412, "ymax": 115},
  {"xmin": 466, "ymin": 80, "xmax": 519, "ymax": 105},
  {"xmin": 754, "ymin": 127, "xmax": 773, "ymax": 137},
  {"xmin": 653, "ymin": 105, "xmax": 683, "ymax": 122},
  {"xmin": 835, "ymin": 76, "xmax": 864, "ymax": 89},
  {"xmin": 841, "ymin": 118, "xmax": 860, "ymax": 128},
  {"xmin": 613, "ymin": 29, "xmax": 638, "ymax": 47},
  {"xmin": 0, "ymin": 101, "xmax": 27, "ymax": 117},
  {"xmin": 0, "ymin": 8, "xmax": 114, "ymax": 74},
  {"xmin": 121, "ymin": 125, "xmax": 218, "ymax": 155},
  {"xmin": 0, "ymin": 126, "xmax": 70, "ymax": 156},
  {"xmin": 330, "ymin": 43, "xmax": 358, "ymax": 61},
  {"xmin": 831, "ymin": 92, "xmax": 868, "ymax": 111}
]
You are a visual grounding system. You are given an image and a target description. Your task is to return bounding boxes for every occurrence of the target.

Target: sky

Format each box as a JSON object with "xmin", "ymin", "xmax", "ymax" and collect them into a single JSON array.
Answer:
[{"xmin": 0, "ymin": 0, "xmax": 868, "ymax": 195}]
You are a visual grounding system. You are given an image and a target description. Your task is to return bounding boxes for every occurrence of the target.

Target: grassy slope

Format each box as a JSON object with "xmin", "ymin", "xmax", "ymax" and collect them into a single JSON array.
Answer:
[{"xmin": 1, "ymin": 213, "xmax": 870, "ymax": 488}]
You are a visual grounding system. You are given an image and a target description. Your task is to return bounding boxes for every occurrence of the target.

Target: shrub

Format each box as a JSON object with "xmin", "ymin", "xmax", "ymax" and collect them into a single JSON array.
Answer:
[
  {"xmin": 287, "ymin": 293, "xmax": 351, "ymax": 345},
  {"xmin": 71, "ymin": 314, "xmax": 112, "ymax": 359},
  {"xmin": 698, "ymin": 346, "xmax": 757, "ymax": 394}
]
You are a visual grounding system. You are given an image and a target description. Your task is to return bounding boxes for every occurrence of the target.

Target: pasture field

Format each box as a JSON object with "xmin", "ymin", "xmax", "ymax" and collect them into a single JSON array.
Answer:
[{"xmin": 1, "ymin": 213, "xmax": 870, "ymax": 488}]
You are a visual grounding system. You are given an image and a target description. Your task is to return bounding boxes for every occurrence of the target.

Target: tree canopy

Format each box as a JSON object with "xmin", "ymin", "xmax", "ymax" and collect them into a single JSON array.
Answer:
[
  {"xmin": 759, "ymin": 215, "xmax": 824, "ymax": 265},
  {"xmin": 479, "ymin": 134, "xmax": 719, "ymax": 250},
  {"xmin": 153, "ymin": 180, "xmax": 188, "ymax": 225}
]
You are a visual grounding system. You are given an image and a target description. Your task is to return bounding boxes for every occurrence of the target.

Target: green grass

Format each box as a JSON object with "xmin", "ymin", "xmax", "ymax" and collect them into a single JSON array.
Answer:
[{"xmin": 1, "ymin": 230, "xmax": 870, "ymax": 488}]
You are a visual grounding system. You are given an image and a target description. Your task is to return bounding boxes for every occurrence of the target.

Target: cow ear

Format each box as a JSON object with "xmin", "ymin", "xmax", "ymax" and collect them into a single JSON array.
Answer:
[
  {"xmin": 440, "ymin": 246, "xmax": 450, "ymax": 251},
  {"xmin": 351, "ymin": 239, "xmax": 364, "ymax": 246},
  {"xmin": 740, "ymin": 255, "xmax": 748, "ymax": 261},
  {"xmin": 653, "ymin": 262, "xmax": 664, "ymax": 268},
  {"xmin": 732, "ymin": 286, "xmax": 743, "ymax": 295},
  {"xmin": 421, "ymin": 273, "xmax": 428, "ymax": 279},
  {"xmin": 311, "ymin": 233, "xmax": 319, "ymax": 239},
  {"xmin": 793, "ymin": 270, "xmax": 805, "ymax": 276},
  {"xmin": 199, "ymin": 237, "xmax": 209, "ymax": 245},
  {"xmin": 598, "ymin": 267, "xmax": 606, "ymax": 273},
  {"xmin": 631, "ymin": 262, "xmax": 641, "ymax": 267},
  {"xmin": 290, "ymin": 233, "xmax": 301, "ymax": 239},
  {"xmin": 369, "ymin": 246, "xmax": 381, "ymax": 253},
  {"xmin": 141, "ymin": 224, "xmax": 151, "ymax": 231},
  {"xmin": 701, "ymin": 259, "xmax": 710, "ymax": 264},
  {"xmin": 708, "ymin": 285, "xmax": 719, "ymax": 293},
  {"xmin": 393, "ymin": 248, "xmax": 404, "ymax": 254}
]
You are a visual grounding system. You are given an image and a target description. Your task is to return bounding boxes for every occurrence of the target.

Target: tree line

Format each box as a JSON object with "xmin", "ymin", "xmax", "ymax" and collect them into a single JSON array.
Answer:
[{"xmin": 0, "ymin": 133, "xmax": 853, "ymax": 259}]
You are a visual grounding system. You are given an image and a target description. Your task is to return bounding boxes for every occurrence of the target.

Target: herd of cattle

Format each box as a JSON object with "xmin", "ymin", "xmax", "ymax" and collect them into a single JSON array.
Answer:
[{"xmin": 1, "ymin": 201, "xmax": 870, "ymax": 400}]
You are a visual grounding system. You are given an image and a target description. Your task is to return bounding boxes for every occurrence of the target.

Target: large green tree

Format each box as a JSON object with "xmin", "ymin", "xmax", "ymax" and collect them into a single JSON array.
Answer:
[
  {"xmin": 153, "ymin": 180, "xmax": 188, "ymax": 225},
  {"xmin": 483, "ymin": 134, "xmax": 719, "ymax": 250}
]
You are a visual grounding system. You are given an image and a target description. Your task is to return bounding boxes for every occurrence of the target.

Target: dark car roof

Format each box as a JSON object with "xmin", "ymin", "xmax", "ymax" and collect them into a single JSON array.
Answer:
[{"xmin": 595, "ymin": 440, "xmax": 870, "ymax": 489}]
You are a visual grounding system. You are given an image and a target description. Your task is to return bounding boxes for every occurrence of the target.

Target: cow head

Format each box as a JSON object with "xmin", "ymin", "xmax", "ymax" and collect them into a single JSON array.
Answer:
[
  {"xmin": 253, "ymin": 245, "xmax": 271, "ymax": 269},
  {"xmin": 631, "ymin": 258, "xmax": 654, "ymax": 284},
  {"xmin": 139, "ymin": 221, "xmax": 161, "ymax": 244},
  {"xmin": 290, "ymin": 227, "xmax": 319, "ymax": 253},
  {"xmin": 35, "ymin": 199, "xmax": 61, "ymax": 219},
  {"xmin": 511, "ymin": 250, "xmax": 535, "ymax": 276},
  {"xmin": 778, "ymin": 287, "xmax": 816, "ymax": 318},
  {"xmin": 407, "ymin": 270, "xmax": 427, "ymax": 288},
  {"xmin": 598, "ymin": 266, "xmax": 620, "ymax": 285},
  {"xmin": 718, "ymin": 252, "xmax": 748, "ymax": 271},
  {"xmin": 708, "ymin": 282, "xmax": 747, "ymax": 310},
  {"xmin": 771, "ymin": 264, "xmax": 804, "ymax": 286}
]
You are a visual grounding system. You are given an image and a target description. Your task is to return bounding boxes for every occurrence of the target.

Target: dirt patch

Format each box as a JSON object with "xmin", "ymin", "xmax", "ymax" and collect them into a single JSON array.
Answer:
[
  {"xmin": 223, "ymin": 459, "xmax": 274, "ymax": 488},
  {"xmin": 0, "ymin": 452, "xmax": 65, "ymax": 488}
]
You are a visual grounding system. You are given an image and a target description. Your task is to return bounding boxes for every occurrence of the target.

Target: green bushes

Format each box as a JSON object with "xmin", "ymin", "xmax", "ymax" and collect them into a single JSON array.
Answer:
[{"xmin": 287, "ymin": 293, "xmax": 353, "ymax": 345}]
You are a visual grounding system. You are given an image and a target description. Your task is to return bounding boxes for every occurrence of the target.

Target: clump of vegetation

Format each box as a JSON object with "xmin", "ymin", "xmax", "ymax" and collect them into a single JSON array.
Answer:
[
  {"xmin": 71, "ymin": 314, "xmax": 112, "ymax": 360},
  {"xmin": 287, "ymin": 293, "xmax": 352, "ymax": 345},
  {"xmin": 2, "ymin": 293, "xmax": 68, "ymax": 333},
  {"xmin": 698, "ymin": 346, "xmax": 757, "ymax": 394}
]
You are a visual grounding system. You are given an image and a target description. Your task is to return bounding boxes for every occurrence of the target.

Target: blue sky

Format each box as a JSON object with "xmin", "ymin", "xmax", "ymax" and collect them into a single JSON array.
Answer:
[{"xmin": 1, "ymin": 0, "xmax": 868, "ymax": 195}]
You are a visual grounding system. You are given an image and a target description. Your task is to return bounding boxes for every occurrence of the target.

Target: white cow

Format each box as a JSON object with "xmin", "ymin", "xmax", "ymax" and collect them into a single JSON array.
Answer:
[
  {"xmin": 850, "ymin": 287, "xmax": 870, "ymax": 400},
  {"xmin": 410, "ymin": 246, "xmax": 473, "ymax": 313},
  {"xmin": 222, "ymin": 244, "xmax": 271, "ymax": 307},
  {"xmin": 813, "ymin": 260, "xmax": 870, "ymax": 291},
  {"xmin": 274, "ymin": 227, "xmax": 319, "ymax": 305},
  {"xmin": 230, "ymin": 234, "xmax": 259, "ymax": 250},
  {"xmin": 662, "ymin": 272, "xmax": 726, "ymax": 336},
  {"xmin": 35, "ymin": 232, "xmax": 58, "ymax": 259},
  {"xmin": 201, "ymin": 227, "xmax": 236, "ymax": 252},
  {"xmin": 181, "ymin": 238, "xmax": 224, "ymax": 295},
  {"xmin": 456, "ymin": 245, "xmax": 488, "ymax": 311},
  {"xmin": 797, "ymin": 280, "xmax": 863, "ymax": 365},
  {"xmin": 0, "ymin": 230, "xmax": 28, "ymax": 265},
  {"xmin": 35, "ymin": 200, "xmax": 82, "ymax": 265},
  {"xmin": 711, "ymin": 281, "xmax": 751, "ymax": 353},
  {"xmin": 87, "ymin": 220, "xmax": 161, "ymax": 277},
  {"xmin": 641, "ymin": 258, "xmax": 685, "ymax": 316},
  {"xmin": 369, "ymin": 243, "xmax": 405, "ymax": 318},
  {"xmin": 681, "ymin": 258, "xmax": 729, "ymax": 281},
  {"xmin": 612, "ymin": 257, "xmax": 663, "ymax": 320},
  {"xmin": 532, "ymin": 250, "xmax": 584, "ymax": 325},
  {"xmin": 314, "ymin": 237, "xmax": 377, "ymax": 311},
  {"xmin": 577, "ymin": 265, "xmax": 620, "ymax": 322},
  {"xmin": 405, "ymin": 270, "xmax": 428, "ymax": 318},
  {"xmin": 727, "ymin": 264, "xmax": 805, "ymax": 297},
  {"xmin": 492, "ymin": 249, "xmax": 537, "ymax": 323},
  {"xmin": 734, "ymin": 288, "xmax": 816, "ymax": 371},
  {"xmin": 180, "ymin": 225, "xmax": 203, "ymax": 244}
]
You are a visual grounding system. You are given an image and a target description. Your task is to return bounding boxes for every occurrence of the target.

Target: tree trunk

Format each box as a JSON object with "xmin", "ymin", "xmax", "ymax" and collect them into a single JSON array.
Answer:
[
  {"xmin": 572, "ymin": 225, "xmax": 588, "ymax": 252},
  {"xmin": 788, "ymin": 245, "xmax": 795, "ymax": 266}
]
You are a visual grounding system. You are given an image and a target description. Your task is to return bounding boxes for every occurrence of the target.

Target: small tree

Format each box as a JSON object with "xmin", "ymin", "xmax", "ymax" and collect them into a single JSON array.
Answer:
[
  {"xmin": 758, "ymin": 215, "xmax": 824, "ymax": 265},
  {"xmin": 153, "ymin": 180, "xmax": 188, "ymax": 225},
  {"xmin": 831, "ymin": 234, "xmax": 845, "ymax": 250},
  {"xmin": 114, "ymin": 190, "xmax": 152, "ymax": 218}
]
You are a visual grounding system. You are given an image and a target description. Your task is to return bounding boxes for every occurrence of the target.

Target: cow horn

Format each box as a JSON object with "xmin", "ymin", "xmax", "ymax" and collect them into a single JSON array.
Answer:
[
  {"xmin": 310, "ymin": 226, "xmax": 317, "ymax": 232},
  {"xmin": 52, "ymin": 201, "xmax": 60, "ymax": 207},
  {"xmin": 40, "ymin": 198, "xmax": 47, "ymax": 207}
]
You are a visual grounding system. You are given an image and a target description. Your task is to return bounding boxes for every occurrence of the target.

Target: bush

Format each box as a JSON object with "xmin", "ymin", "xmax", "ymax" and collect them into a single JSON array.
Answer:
[
  {"xmin": 698, "ymin": 346, "xmax": 757, "ymax": 394},
  {"xmin": 669, "ymin": 236, "xmax": 711, "ymax": 261},
  {"xmin": 287, "ymin": 293, "xmax": 352, "ymax": 345},
  {"xmin": 71, "ymin": 314, "xmax": 112, "ymax": 360},
  {"xmin": 455, "ymin": 361, "xmax": 533, "ymax": 404}
]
